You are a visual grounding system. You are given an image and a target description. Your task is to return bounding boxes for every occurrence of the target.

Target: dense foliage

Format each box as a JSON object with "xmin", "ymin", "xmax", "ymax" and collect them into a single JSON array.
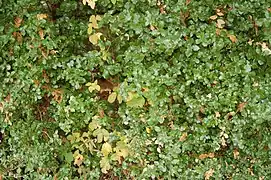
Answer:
[{"xmin": 0, "ymin": 0, "xmax": 271, "ymax": 179}]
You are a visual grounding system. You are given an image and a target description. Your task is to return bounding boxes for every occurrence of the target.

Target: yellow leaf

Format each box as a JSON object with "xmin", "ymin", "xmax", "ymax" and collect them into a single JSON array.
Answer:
[
  {"xmin": 37, "ymin": 14, "xmax": 48, "ymax": 20},
  {"xmin": 90, "ymin": 15, "xmax": 98, "ymax": 29},
  {"xmin": 96, "ymin": 15, "xmax": 102, "ymax": 21},
  {"xmin": 86, "ymin": 80, "xmax": 100, "ymax": 92},
  {"xmin": 108, "ymin": 92, "xmax": 117, "ymax": 103},
  {"xmin": 117, "ymin": 94, "xmax": 122, "ymax": 103},
  {"xmin": 89, "ymin": 33, "xmax": 102, "ymax": 45},
  {"xmin": 100, "ymin": 157, "xmax": 111, "ymax": 173},
  {"xmin": 88, "ymin": 23, "xmax": 93, "ymax": 34},
  {"xmin": 89, "ymin": 34, "xmax": 98, "ymax": 45},
  {"xmin": 146, "ymin": 127, "xmax": 151, "ymax": 134},
  {"xmin": 89, "ymin": 0, "xmax": 95, "ymax": 9},
  {"xmin": 101, "ymin": 142, "xmax": 112, "ymax": 156},
  {"xmin": 216, "ymin": 19, "xmax": 225, "ymax": 29}
]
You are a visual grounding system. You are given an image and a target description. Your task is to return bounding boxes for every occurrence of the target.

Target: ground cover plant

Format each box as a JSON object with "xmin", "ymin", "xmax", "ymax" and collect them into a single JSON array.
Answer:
[{"xmin": 0, "ymin": 0, "xmax": 271, "ymax": 179}]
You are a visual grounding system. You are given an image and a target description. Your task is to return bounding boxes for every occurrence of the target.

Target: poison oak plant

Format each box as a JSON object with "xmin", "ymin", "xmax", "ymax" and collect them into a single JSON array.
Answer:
[{"xmin": 0, "ymin": 0, "xmax": 270, "ymax": 179}]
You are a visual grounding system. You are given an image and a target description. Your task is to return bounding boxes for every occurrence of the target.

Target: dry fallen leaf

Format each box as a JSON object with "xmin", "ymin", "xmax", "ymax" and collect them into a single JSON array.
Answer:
[
  {"xmin": 52, "ymin": 89, "xmax": 63, "ymax": 104},
  {"xmin": 228, "ymin": 34, "xmax": 237, "ymax": 43},
  {"xmin": 38, "ymin": 29, "xmax": 45, "ymax": 39},
  {"xmin": 0, "ymin": 103, "xmax": 3, "ymax": 113},
  {"xmin": 237, "ymin": 102, "xmax": 247, "ymax": 112},
  {"xmin": 185, "ymin": 0, "xmax": 191, "ymax": 5},
  {"xmin": 37, "ymin": 14, "xmax": 48, "ymax": 20},
  {"xmin": 233, "ymin": 149, "xmax": 239, "ymax": 159},
  {"xmin": 14, "ymin": 16, "xmax": 23, "ymax": 28},
  {"xmin": 205, "ymin": 168, "xmax": 215, "ymax": 180},
  {"xmin": 5, "ymin": 93, "xmax": 11, "ymax": 102},
  {"xmin": 74, "ymin": 154, "xmax": 83, "ymax": 166},
  {"xmin": 216, "ymin": 19, "xmax": 225, "ymax": 29},
  {"xmin": 179, "ymin": 132, "xmax": 188, "ymax": 142},
  {"xmin": 210, "ymin": 15, "xmax": 217, "ymax": 20},
  {"xmin": 199, "ymin": 152, "xmax": 214, "ymax": 160},
  {"xmin": 268, "ymin": 8, "xmax": 271, "ymax": 12}
]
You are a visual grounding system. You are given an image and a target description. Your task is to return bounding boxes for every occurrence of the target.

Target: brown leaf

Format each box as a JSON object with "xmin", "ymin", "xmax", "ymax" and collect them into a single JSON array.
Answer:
[
  {"xmin": 42, "ymin": 70, "xmax": 50, "ymax": 83},
  {"xmin": 179, "ymin": 132, "xmax": 188, "ymax": 142},
  {"xmin": 268, "ymin": 8, "xmax": 271, "ymax": 13},
  {"xmin": 33, "ymin": 80, "xmax": 40, "ymax": 86},
  {"xmin": 233, "ymin": 149, "xmax": 239, "ymax": 159},
  {"xmin": 13, "ymin": 32, "xmax": 23, "ymax": 44},
  {"xmin": 99, "ymin": 109, "xmax": 105, "ymax": 118},
  {"xmin": 216, "ymin": 28, "xmax": 221, "ymax": 35},
  {"xmin": 0, "ymin": 102, "xmax": 3, "ymax": 113},
  {"xmin": 204, "ymin": 168, "xmax": 214, "ymax": 180},
  {"xmin": 52, "ymin": 89, "xmax": 63, "ymax": 104},
  {"xmin": 185, "ymin": 0, "xmax": 191, "ymax": 5},
  {"xmin": 226, "ymin": 112, "xmax": 235, "ymax": 120},
  {"xmin": 74, "ymin": 154, "xmax": 83, "ymax": 166},
  {"xmin": 5, "ymin": 94, "xmax": 11, "ymax": 102},
  {"xmin": 237, "ymin": 102, "xmax": 247, "ymax": 112},
  {"xmin": 37, "ymin": 14, "xmax": 48, "ymax": 20},
  {"xmin": 228, "ymin": 34, "xmax": 237, "ymax": 43},
  {"xmin": 159, "ymin": 5, "xmax": 166, "ymax": 14},
  {"xmin": 14, "ymin": 17, "xmax": 23, "ymax": 28},
  {"xmin": 199, "ymin": 152, "xmax": 214, "ymax": 160},
  {"xmin": 38, "ymin": 29, "xmax": 45, "ymax": 39}
]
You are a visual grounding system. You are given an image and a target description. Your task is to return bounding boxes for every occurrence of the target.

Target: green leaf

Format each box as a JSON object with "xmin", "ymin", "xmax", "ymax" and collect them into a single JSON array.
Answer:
[
  {"xmin": 111, "ymin": 0, "xmax": 116, "ymax": 4},
  {"xmin": 65, "ymin": 152, "xmax": 73, "ymax": 164},
  {"xmin": 126, "ymin": 92, "xmax": 145, "ymax": 108},
  {"xmin": 89, "ymin": 119, "xmax": 99, "ymax": 131},
  {"xmin": 93, "ymin": 129, "xmax": 109, "ymax": 143}
]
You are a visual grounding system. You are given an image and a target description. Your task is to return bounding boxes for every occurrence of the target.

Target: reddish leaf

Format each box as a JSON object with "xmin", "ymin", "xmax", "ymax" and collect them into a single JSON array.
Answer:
[{"xmin": 14, "ymin": 17, "xmax": 23, "ymax": 28}]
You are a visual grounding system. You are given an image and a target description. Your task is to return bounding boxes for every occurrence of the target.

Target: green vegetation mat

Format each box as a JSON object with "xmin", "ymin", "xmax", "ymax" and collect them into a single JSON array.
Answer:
[{"xmin": 0, "ymin": 0, "xmax": 270, "ymax": 179}]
